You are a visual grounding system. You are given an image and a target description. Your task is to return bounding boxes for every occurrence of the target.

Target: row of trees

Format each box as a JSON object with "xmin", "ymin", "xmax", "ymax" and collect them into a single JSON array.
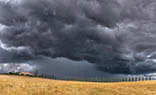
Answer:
[
  {"xmin": 33, "ymin": 71, "xmax": 152, "ymax": 82},
  {"xmin": 4, "ymin": 71, "xmax": 153, "ymax": 82},
  {"xmin": 56, "ymin": 76, "xmax": 152, "ymax": 82}
]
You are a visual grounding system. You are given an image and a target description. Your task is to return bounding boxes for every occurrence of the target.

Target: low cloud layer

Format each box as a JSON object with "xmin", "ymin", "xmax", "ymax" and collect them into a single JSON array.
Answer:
[
  {"xmin": 0, "ymin": 0, "xmax": 156, "ymax": 75},
  {"xmin": 0, "ymin": 63, "xmax": 36, "ymax": 73}
]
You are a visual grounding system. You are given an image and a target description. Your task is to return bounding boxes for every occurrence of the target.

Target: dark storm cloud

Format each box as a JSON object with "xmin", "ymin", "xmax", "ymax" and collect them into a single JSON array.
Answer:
[{"xmin": 0, "ymin": 0, "xmax": 156, "ymax": 75}]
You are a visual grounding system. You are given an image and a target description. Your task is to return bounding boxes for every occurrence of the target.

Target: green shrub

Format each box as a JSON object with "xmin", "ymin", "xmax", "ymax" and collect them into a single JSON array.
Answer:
[{"xmin": 8, "ymin": 72, "xmax": 19, "ymax": 75}]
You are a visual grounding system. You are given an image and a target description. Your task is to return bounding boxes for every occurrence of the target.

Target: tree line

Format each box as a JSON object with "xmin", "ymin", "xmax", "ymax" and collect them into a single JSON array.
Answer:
[{"xmin": 1, "ymin": 71, "xmax": 153, "ymax": 83}]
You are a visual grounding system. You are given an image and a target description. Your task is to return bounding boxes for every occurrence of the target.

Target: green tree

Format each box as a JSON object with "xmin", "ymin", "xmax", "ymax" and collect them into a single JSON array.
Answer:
[
  {"xmin": 128, "ymin": 77, "xmax": 131, "ymax": 82},
  {"xmin": 135, "ymin": 77, "xmax": 138, "ymax": 81},
  {"xmin": 138, "ymin": 76, "xmax": 141, "ymax": 81},
  {"xmin": 132, "ymin": 77, "xmax": 134, "ymax": 81},
  {"xmin": 142, "ymin": 76, "xmax": 145, "ymax": 81},
  {"xmin": 34, "ymin": 70, "xmax": 39, "ymax": 77},
  {"xmin": 122, "ymin": 78, "xmax": 125, "ymax": 82},
  {"xmin": 149, "ymin": 76, "xmax": 152, "ymax": 80}
]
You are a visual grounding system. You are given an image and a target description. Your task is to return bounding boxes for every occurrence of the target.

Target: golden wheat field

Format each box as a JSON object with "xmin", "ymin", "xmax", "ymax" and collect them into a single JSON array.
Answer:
[{"xmin": 0, "ymin": 75, "xmax": 156, "ymax": 95}]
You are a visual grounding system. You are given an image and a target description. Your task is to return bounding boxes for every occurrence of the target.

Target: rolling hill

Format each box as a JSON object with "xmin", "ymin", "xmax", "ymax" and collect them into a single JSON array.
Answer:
[{"xmin": 0, "ymin": 75, "xmax": 156, "ymax": 95}]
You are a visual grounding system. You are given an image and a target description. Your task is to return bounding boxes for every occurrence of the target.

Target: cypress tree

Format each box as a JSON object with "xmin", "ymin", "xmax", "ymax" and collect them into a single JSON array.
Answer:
[
  {"xmin": 132, "ymin": 77, "xmax": 134, "ymax": 82},
  {"xmin": 139, "ymin": 76, "xmax": 141, "ymax": 81},
  {"xmin": 142, "ymin": 76, "xmax": 144, "ymax": 81},
  {"xmin": 135, "ymin": 77, "xmax": 137, "ymax": 81},
  {"xmin": 128, "ymin": 77, "xmax": 131, "ymax": 82},
  {"xmin": 149, "ymin": 76, "xmax": 152, "ymax": 80}
]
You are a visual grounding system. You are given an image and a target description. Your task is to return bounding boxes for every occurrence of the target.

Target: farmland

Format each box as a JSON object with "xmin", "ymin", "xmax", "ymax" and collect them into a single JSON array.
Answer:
[{"xmin": 0, "ymin": 75, "xmax": 156, "ymax": 95}]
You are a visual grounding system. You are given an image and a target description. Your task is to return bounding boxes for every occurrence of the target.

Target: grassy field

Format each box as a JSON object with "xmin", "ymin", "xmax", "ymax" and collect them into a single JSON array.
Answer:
[{"xmin": 0, "ymin": 75, "xmax": 156, "ymax": 95}]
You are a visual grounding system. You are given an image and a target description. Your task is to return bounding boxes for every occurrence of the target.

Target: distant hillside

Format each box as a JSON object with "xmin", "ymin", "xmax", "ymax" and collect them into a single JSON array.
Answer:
[{"xmin": 0, "ymin": 75, "xmax": 156, "ymax": 95}]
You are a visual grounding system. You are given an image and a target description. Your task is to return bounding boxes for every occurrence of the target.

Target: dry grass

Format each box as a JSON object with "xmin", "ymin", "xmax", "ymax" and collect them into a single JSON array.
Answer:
[{"xmin": 0, "ymin": 75, "xmax": 156, "ymax": 95}]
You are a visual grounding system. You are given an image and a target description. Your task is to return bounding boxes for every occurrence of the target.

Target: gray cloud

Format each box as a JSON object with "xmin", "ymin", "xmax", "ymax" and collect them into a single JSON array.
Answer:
[
  {"xmin": 0, "ymin": 0, "xmax": 156, "ymax": 75},
  {"xmin": 0, "ymin": 63, "xmax": 36, "ymax": 73}
]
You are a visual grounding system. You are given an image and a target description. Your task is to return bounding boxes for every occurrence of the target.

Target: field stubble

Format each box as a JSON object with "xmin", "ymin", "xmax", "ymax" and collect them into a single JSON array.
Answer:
[{"xmin": 0, "ymin": 75, "xmax": 156, "ymax": 95}]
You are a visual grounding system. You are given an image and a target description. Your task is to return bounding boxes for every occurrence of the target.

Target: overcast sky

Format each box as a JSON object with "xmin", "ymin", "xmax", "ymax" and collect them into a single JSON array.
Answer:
[{"xmin": 0, "ymin": 0, "xmax": 156, "ymax": 78}]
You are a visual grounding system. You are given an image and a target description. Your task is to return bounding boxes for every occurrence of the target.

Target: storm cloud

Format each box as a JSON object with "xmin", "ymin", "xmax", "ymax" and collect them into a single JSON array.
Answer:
[{"xmin": 0, "ymin": 0, "xmax": 156, "ymax": 75}]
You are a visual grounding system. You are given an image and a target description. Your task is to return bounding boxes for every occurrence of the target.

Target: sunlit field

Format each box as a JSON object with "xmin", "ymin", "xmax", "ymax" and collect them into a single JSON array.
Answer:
[{"xmin": 0, "ymin": 75, "xmax": 156, "ymax": 95}]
